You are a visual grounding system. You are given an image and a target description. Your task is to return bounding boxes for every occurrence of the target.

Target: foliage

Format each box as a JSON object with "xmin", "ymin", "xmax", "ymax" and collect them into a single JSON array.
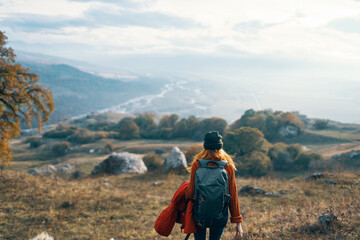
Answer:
[
  {"xmin": 51, "ymin": 142, "xmax": 70, "ymax": 156},
  {"xmin": 184, "ymin": 144, "xmax": 203, "ymax": 164},
  {"xmin": 155, "ymin": 127, "xmax": 173, "ymax": 139},
  {"xmin": 87, "ymin": 119, "xmax": 116, "ymax": 131},
  {"xmin": 43, "ymin": 124, "xmax": 79, "ymax": 139},
  {"xmin": 236, "ymin": 151, "xmax": 272, "ymax": 177},
  {"xmin": 199, "ymin": 117, "xmax": 228, "ymax": 136},
  {"xmin": 172, "ymin": 118, "xmax": 189, "ymax": 138},
  {"xmin": 159, "ymin": 114, "xmax": 179, "ymax": 129},
  {"xmin": 286, "ymin": 144, "xmax": 302, "ymax": 159},
  {"xmin": 223, "ymin": 127, "xmax": 269, "ymax": 156},
  {"xmin": 134, "ymin": 113, "xmax": 157, "ymax": 138},
  {"xmin": 66, "ymin": 129, "xmax": 108, "ymax": 144},
  {"xmin": 230, "ymin": 109, "xmax": 303, "ymax": 140},
  {"xmin": 116, "ymin": 117, "xmax": 140, "ymax": 140},
  {"xmin": 172, "ymin": 115, "xmax": 200, "ymax": 139},
  {"xmin": 0, "ymin": 31, "xmax": 54, "ymax": 165},
  {"xmin": 29, "ymin": 137, "xmax": 42, "ymax": 149},
  {"xmin": 313, "ymin": 119, "xmax": 329, "ymax": 130},
  {"xmin": 269, "ymin": 143, "xmax": 306, "ymax": 170},
  {"xmin": 142, "ymin": 153, "xmax": 164, "ymax": 171},
  {"xmin": 294, "ymin": 152, "xmax": 323, "ymax": 170},
  {"xmin": 104, "ymin": 143, "xmax": 114, "ymax": 153}
]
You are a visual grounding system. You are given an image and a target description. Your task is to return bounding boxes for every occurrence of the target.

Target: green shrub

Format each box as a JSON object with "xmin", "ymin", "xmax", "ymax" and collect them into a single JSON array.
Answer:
[
  {"xmin": 67, "ymin": 129, "xmax": 108, "ymax": 143},
  {"xmin": 156, "ymin": 128, "xmax": 173, "ymax": 139},
  {"xmin": 294, "ymin": 152, "xmax": 323, "ymax": 170},
  {"xmin": 313, "ymin": 119, "xmax": 329, "ymax": 130},
  {"xmin": 51, "ymin": 142, "xmax": 70, "ymax": 156},
  {"xmin": 236, "ymin": 151, "xmax": 272, "ymax": 177},
  {"xmin": 142, "ymin": 153, "xmax": 164, "ymax": 171},
  {"xmin": 116, "ymin": 118, "xmax": 140, "ymax": 140},
  {"xmin": 43, "ymin": 124, "xmax": 78, "ymax": 139},
  {"xmin": 25, "ymin": 136, "xmax": 43, "ymax": 148},
  {"xmin": 29, "ymin": 138, "xmax": 42, "ymax": 148},
  {"xmin": 268, "ymin": 142, "xmax": 287, "ymax": 160},
  {"xmin": 104, "ymin": 143, "xmax": 114, "ymax": 153},
  {"xmin": 286, "ymin": 144, "xmax": 302, "ymax": 159},
  {"xmin": 224, "ymin": 127, "xmax": 269, "ymax": 156},
  {"xmin": 87, "ymin": 120, "xmax": 116, "ymax": 131},
  {"xmin": 268, "ymin": 143, "xmax": 304, "ymax": 170}
]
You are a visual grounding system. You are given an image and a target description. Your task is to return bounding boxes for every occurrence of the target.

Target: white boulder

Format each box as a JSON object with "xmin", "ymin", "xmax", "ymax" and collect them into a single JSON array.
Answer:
[
  {"xmin": 91, "ymin": 152, "xmax": 147, "ymax": 175},
  {"xmin": 163, "ymin": 147, "xmax": 187, "ymax": 170}
]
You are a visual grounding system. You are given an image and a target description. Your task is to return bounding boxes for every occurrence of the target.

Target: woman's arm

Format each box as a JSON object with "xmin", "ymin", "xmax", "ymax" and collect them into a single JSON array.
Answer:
[
  {"xmin": 226, "ymin": 165, "xmax": 243, "ymax": 223},
  {"xmin": 184, "ymin": 161, "xmax": 200, "ymax": 201}
]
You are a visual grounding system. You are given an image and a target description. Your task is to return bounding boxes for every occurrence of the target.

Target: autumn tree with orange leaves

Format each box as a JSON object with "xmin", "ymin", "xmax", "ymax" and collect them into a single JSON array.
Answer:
[{"xmin": 0, "ymin": 31, "xmax": 54, "ymax": 167}]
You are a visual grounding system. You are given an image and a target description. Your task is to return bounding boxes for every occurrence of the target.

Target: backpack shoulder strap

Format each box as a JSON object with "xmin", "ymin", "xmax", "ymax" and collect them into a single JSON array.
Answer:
[{"xmin": 197, "ymin": 159, "xmax": 228, "ymax": 169}]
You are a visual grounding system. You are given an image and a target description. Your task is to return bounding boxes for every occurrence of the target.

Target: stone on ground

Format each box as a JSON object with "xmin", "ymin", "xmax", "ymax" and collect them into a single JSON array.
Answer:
[
  {"xmin": 91, "ymin": 152, "xmax": 147, "ymax": 175},
  {"xmin": 163, "ymin": 147, "xmax": 187, "ymax": 170}
]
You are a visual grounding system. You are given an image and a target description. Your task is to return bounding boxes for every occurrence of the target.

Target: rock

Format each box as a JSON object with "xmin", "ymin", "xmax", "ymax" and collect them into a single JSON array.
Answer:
[
  {"xmin": 305, "ymin": 172, "xmax": 324, "ymax": 181},
  {"xmin": 332, "ymin": 153, "xmax": 341, "ymax": 159},
  {"xmin": 324, "ymin": 179, "xmax": 337, "ymax": 185},
  {"xmin": 31, "ymin": 232, "xmax": 54, "ymax": 240},
  {"xmin": 163, "ymin": 147, "xmax": 187, "ymax": 170},
  {"xmin": 264, "ymin": 192, "xmax": 281, "ymax": 197},
  {"xmin": 27, "ymin": 168, "xmax": 41, "ymax": 176},
  {"xmin": 43, "ymin": 165, "xmax": 57, "ymax": 174},
  {"xmin": 89, "ymin": 149, "xmax": 95, "ymax": 153},
  {"xmin": 103, "ymin": 182, "xmax": 111, "ymax": 188},
  {"xmin": 152, "ymin": 181, "xmax": 164, "ymax": 186},
  {"xmin": 239, "ymin": 185, "xmax": 266, "ymax": 195},
  {"xmin": 60, "ymin": 201, "xmax": 75, "ymax": 209},
  {"xmin": 349, "ymin": 151, "xmax": 358, "ymax": 158},
  {"xmin": 58, "ymin": 164, "xmax": 72, "ymax": 173},
  {"xmin": 279, "ymin": 190, "xmax": 286, "ymax": 195},
  {"xmin": 71, "ymin": 170, "xmax": 85, "ymax": 180},
  {"xmin": 91, "ymin": 152, "xmax": 147, "ymax": 175},
  {"xmin": 318, "ymin": 213, "xmax": 338, "ymax": 225},
  {"xmin": 40, "ymin": 165, "xmax": 57, "ymax": 176},
  {"xmin": 278, "ymin": 125, "xmax": 299, "ymax": 137},
  {"xmin": 264, "ymin": 190, "xmax": 286, "ymax": 197}
]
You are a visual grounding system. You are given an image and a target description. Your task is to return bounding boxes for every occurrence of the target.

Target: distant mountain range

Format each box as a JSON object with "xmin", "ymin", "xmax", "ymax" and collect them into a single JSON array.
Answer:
[
  {"xmin": 20, "ymin": 61, "xmax": 168, "ymax": 124},
  {"xmin": 17, "ymin": 51, "xmax": 226, "ymax": 125}
]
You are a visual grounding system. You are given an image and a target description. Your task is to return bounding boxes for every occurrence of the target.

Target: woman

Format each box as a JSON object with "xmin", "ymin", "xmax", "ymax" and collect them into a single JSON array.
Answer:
[{"xmin": 185, "ymin": 131, "xmax": 244, "ymax": 240}]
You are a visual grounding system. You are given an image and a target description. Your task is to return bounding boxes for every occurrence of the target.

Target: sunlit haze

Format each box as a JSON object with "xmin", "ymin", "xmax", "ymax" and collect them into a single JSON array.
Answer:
[{"xmin": 1, "ymin": 0, "xmax": 359, "ymax": 123}]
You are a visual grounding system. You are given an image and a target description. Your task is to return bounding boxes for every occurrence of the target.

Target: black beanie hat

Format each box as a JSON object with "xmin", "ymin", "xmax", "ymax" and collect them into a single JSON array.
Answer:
[{"xmin": 203, "ymin": 131, "xmax": 223, "ymax": 150}]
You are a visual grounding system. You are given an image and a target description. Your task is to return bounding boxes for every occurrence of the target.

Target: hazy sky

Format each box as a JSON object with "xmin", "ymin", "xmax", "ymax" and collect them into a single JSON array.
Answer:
[
  {"xmin": 1, "ymin": 0, "xmax": 360, "ymax": 122},
  {"xmin": 2, "ymin": 0, "xmax": 360, "ymax": 64}
]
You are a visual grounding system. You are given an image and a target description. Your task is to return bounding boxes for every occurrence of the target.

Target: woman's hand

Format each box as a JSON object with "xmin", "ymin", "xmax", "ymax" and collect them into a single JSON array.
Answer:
[{"xmin": 234, "ymin": 222, "xmax": 243, "ymax": 239}]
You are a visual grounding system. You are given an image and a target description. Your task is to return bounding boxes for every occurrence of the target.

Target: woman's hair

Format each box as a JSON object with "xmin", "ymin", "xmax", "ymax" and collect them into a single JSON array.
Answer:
[{"xmin": 187, "ymin": 148, "xmax": 236, "ymax": 172}]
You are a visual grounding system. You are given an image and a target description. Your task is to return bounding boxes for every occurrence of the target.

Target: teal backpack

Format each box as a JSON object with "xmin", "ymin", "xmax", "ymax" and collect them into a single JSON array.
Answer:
[{"xmin": 193, "ymin": 159, "xmax": 232, "ymax": 228}]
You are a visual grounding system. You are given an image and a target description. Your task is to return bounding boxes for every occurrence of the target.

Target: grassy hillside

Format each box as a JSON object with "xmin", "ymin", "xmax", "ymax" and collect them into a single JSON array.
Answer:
[{"xmin": 1, "ymin": 170, "xmax": 359, "ymax": 239}]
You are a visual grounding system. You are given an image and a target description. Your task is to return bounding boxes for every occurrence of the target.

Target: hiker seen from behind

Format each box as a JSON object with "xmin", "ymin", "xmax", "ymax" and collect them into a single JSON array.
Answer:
[{"xmin": 185, "ymin": 131, "xmax": 244, "ymax": 240}]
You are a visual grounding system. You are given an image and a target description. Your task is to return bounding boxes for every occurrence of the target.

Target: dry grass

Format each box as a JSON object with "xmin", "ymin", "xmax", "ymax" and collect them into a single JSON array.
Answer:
[{"xmin": 1, "ymin": 170, "xmax": 360, "ymax": 240}]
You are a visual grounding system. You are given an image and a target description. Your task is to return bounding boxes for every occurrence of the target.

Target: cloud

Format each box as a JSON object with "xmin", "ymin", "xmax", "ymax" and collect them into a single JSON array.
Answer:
[
  {"xmin": 85, "ymin": 9, "xmax": 202, "ymax": 29},
  {"xmin": 68, "ymin": 0, "xmax": 148, "ymax": 9},
  {"xmin": 0, "ymin": 14, "xmax": 88, "ymax": 32},
  {"xmin": 0, "ymin": 8, "xmax": 201, "ymax": 33},
  {"xmin": 233, "ymin": 20, "xmax": 279, "ymax": 34},
  {"xmin": 327, "ymin": 17, "xmax": 360, "ymax": 33}
]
